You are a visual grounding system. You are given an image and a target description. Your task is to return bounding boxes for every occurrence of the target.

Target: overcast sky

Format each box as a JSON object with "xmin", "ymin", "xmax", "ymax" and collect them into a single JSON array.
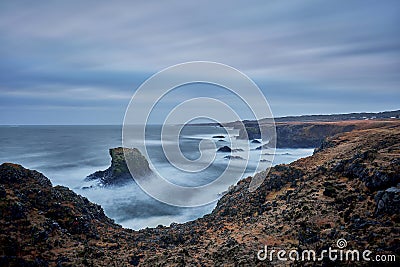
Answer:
[{"xmin": 0, "ymin": 0, "xmax": 399, "ymax": 124}]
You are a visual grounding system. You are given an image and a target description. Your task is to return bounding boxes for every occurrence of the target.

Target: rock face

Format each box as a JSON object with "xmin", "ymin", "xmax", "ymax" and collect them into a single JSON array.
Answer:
[
  {"xmin": 0, "ymin": 163, "xmax": 120, "ymax": 266},
  {"xmin": 237, "ymin": 120, "xmax": 398, "ymax": 148},
  {"xmin": 274, "ymin": 123, "xmax": 355, "ymax": 148},
  {"xmin": 85, "ymin": 147, "xmax": 152, "ymax": 186},
  {"xmin": 0, "ymin": 122, "xmax": 399, "ymax": 266}
]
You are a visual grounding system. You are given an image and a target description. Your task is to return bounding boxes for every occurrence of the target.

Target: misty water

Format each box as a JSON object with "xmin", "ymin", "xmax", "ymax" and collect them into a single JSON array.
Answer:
[{"xmin": 0, "ymin": 125, "xmax": 313, "ymax": 229}]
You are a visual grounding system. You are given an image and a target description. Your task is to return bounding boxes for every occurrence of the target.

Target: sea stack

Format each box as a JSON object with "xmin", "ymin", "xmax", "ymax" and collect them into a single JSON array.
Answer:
[{"xmin": 85, "ymin": 147, "xmax": 152, "ymax": 186}]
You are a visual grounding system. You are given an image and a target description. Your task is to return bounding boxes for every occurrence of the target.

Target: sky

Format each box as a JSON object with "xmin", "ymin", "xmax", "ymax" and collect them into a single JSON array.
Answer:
[{"xmin": 0, "ymin": 0, "xmax": 399, "ymax": 125}]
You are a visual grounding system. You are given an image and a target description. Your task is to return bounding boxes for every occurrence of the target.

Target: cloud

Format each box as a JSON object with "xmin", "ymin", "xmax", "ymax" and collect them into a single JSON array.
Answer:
[{"xmin": 0, "ymin": 0, "xmax": 399, "ymax": 123}]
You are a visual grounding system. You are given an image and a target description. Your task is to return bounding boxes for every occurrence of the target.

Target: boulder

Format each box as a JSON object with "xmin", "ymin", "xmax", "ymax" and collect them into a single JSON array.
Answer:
[{"xmin": 217, "ymin": 146, "xmax": 232, "ymax": 152}]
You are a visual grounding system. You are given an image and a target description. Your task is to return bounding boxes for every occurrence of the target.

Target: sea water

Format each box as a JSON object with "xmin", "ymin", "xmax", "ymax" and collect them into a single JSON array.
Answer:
[{"xmin": 0, "ymin": 125, "xmax": 313, "ymax": 229}]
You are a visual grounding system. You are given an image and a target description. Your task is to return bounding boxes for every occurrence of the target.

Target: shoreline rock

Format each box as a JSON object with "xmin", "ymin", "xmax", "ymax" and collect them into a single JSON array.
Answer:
[{"xmin": 224, "ymin": 155, "xmax": 244, "ymax": 160}]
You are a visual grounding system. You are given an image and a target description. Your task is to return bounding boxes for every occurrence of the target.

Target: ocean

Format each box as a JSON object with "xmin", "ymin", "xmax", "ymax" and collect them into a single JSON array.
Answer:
[{"xmin": 0, "ymin": 125, "xmax": 313, "ymax": 229}]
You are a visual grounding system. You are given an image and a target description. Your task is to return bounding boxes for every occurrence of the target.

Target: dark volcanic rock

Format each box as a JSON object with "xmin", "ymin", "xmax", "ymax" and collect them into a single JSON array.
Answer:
[
  {"xmin": 85, "ymin": 147, "xmax": 152, "ymax": 186},
  {"xmin": 217, "ymin": 146, "xmax": 243, "ymax": 153},
  {"xmin": 224, "ymin": 155, "xmax": 244, "ymax": 160},
  {"xmin": 217, "ymin": 146, "xmax": 232, "ymax": 152},
  {"xmin": 255, "ymin": 144, "xmax": 267, "ymax": 150},
  {"xmin": 212, "ymin": 135, "xmax": 225, "ymax": 138},
  {"xmin": 0, "ymin": 163, "xmax": 119, "ymax": 266},
  {"xmin": 331, "ymin": 149, "xmax": 400, "ymax": 191},
  {"xmin": 375, "ymin": 186, "xmax": 400, "ymax": 216}
]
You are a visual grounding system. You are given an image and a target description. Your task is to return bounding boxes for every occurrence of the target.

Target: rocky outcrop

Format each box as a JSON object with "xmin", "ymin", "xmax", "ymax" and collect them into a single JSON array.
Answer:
[
  {"xmin": 85, "ymin": 147, "xmax": 152, "ymax": 186},
  {"xmin": 0, "ymin": 163, "xmax": 120, "ymax": 266},
  {"xmin": 375, "ymin": 186, "xmax": 400, "ymax": 216},
  {"xmin": 330, "ymin": 149, "xmax": 400, "ymax": 191},
  {"xmin": 0, "ymin": 122, "xmax": 399, "ymax": 266}
]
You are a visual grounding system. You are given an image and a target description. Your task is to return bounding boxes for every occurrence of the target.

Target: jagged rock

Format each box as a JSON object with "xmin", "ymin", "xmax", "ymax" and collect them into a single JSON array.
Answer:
[
  {"xmin": 332, "ymin": 149, "xmax": 399, "ymax": 191},
  {"xmin": 85, "ymin": 147, "xmax": 152, "ymax": 186},
  {"xmin": 375, "ymin": 186, "xmax": 400, "ymax": 216},
  {"xmin": 0, "ymin": 163, "xmax": 118, "ymax": 265},
  {"xmin": 212, "ymin": 135, "xmax": 225, "ymax": 138}
]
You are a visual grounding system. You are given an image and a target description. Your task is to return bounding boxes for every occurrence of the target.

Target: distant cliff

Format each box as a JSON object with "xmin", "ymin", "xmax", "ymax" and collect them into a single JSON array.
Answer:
[
  {"xmin": 85, "ymin": 147, "xmax": 152, "ymax": 186},
  {"xmin": 237, "ymin": 120, "xmax": 399, "ymax": 148},
  {"xmin": 0, "ymin": 122, "xmax": 399, "ymax": 266}
]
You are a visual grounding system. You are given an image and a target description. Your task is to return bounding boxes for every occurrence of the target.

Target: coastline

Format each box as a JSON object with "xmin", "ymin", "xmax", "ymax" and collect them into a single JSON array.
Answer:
[{"xmin": 0, "ymin": 120, "xmax": 399, "ymax": 265}]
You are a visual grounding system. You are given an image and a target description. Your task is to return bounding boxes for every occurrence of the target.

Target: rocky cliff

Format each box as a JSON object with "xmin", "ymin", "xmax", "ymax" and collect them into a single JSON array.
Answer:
[
  {"xmin": 0, "ymin": 122, "xmax": 399, "ymax": 266},
  {"xmin": 237, "ymin": 120, "xmax": 398, "ymax": 148},
  {"xmin": 85, "ymin": 147, "xmax": 152, "ymax": 186}
]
